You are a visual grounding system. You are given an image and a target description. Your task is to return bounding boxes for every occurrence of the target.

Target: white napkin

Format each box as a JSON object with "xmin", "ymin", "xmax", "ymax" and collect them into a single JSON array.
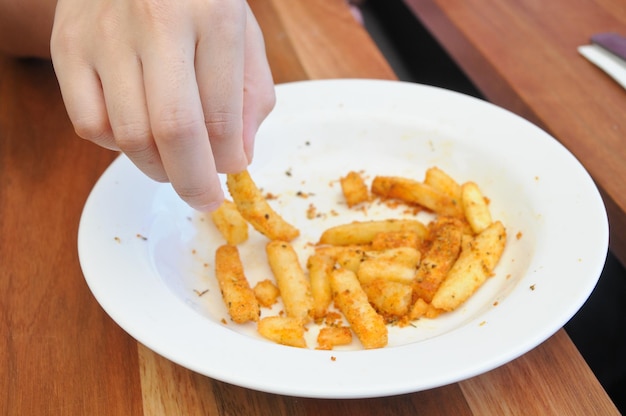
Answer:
[{"xmin": 579, "ymin": 33, "xmax": 626, "ymax": 90}]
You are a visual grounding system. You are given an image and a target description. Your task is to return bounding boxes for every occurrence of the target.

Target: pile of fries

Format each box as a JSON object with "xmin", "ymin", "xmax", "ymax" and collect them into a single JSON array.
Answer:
[{"xmin": 209, "ymin": 167, "xmax": 507, "ymax": 350}]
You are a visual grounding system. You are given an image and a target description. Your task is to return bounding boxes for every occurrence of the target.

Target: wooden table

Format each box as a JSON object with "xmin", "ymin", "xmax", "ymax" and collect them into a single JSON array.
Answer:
[
  {"xmin": 404, "ymin": 0, "xmax": 626, "ymax": 269},
  {"xmin": 0, "ymin": 0, "xmax": 620, "ymax": 414}
]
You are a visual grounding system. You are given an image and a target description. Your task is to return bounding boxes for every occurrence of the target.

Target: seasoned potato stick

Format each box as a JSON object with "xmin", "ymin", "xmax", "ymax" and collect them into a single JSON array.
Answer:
[
  {"xmin": 424, "ymin": 167, "xmax": 462, "ymax": 202},
  {"xmin": 413, "ymin": 217, "xmax": 464, "ymax": 303},
  {"xmin": 340, "ymin": 171, "xmax": 370, "ymax": 207},
  {"xmin": 266, "ymin": 241, "xmax": 314, "ymax": 322},
  {"xmin": 253, "ymin": 279, "xmax": 280, "ymax": 307},
  {"xmin": 210, "ymin": 199, "xmax": 249, "ymax": 245},
  {"xmin": 257, "ymin": 316, "xmax": 307, "ymax": 348},
  {"xmin": 214, "ymin": 245, "xmax": 260, "ymax": 323},
  {"xmin": 371, "ymin": 230, "xmax": 421, "ymax": 250},
  {"xmin": 330, "ymin": 268, "xmax": 388, "ymax": 349},
  {"xmin": 307, "ymin": 253, "xmax": 334, "ymax": 320},
  {"xmin": 358, "ymin": 261, "xmax": 416, "ymax": 285},
  {"xmin": 371, "ymin": 176, "xmax": 463, "ymax": 217},
  {"xmin": 314, "ymin": 245, "xmax": 368, "ymax": 273},
  {"xmin": 316, "ymin": 326, "xmax": 353, "ymax": 350},
  {"xmin": 318, "ymin": 219, "xmax": 427, "ymax": 246},
  {"xmin": 315, "ymin": 244, "xmax": 368, "ymax": 258},
  {"xmin": 357, "ymin": 247, "xmax": 420, "ymax": 285},
  {"xmin": 461, "ymin": 181, "xmax": 493, "ymax": 234},
  {"xmin": 226, "ymin": 170, "xmax": 299, "ymax": 242},
  {"xmin": 361, "ymin": 279, "xmax": 413, "ymax": 320},
  {"xmin": 431, "ymin": 221, "xmax": 506, "ymax": 311},
  {"xmin": 365, "ymin": 246, "xmax": 421, "ymax": 267}
]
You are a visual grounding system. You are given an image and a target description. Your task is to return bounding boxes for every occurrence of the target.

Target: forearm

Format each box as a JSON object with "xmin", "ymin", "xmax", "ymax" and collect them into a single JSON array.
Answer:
[{"xmin": 0, "ymin": 0, "xmax": 57, "ymax": 57}]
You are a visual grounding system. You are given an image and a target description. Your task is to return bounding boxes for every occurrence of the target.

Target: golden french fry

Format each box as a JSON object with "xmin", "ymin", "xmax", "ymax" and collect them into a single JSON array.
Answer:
[
  {"xmin": 431, "ymin": 221, "xmax": 506, "ymax": 311},
  {"xmin": 318, "ymin": 219, "xmax": 427, "ymax": 246},
  {"xmin": 413, "ymin": 217, "xmax": 464, "ymax": 303},
  {"xmin": 371, "ymin": 176, "xmax": 463, "ymax": 218},
  {"xmin": 357, "ymin": 247, "xmax": 420, "ymax": 285},
  {"xmin": 461, "ymin": 181, "xmax": 493, "ymax": 234},
  {"xmin": 361, "ymin": 279, "xmax": 414, "ymax": 321},
  {"xmin": 210, "ymin": 199, "xmax": 249, "ymax": 245},
  {"xmin": 214, "ymin": 245, "xmax": 260, "ymax": 323},
  {"xmin": 408, "ymin": 297, "xmax": 429, "ymax": 320},
  {"xmin": 370, "ymin": 230, "xmax": 421, "ymax": 250},
  {"xmin": 257, "ymin": 316, "xmax": 307, "ymax": 348},
  {"xmin": 266, "ymin": 241, "xmax": 314, "ymax": 322},
  {"xmin": 365, "ymin": 246, "xmax": 421, "ymax": 267},
  {"xmin": 330, "ymin": 268, "xmax": 388, "ymax": 349},
  {"xmin": 307, "ymin": 253, "xmax": 334, "ymax": 320},
  {"xmin": 316, "ymin": 326, "xmax": 353, "ymax": 350},
  {"xmin": 314, "ymin": 245, "xmax": 368, "ymax": 273},
  {"xmin": 424, "ymin": 166, "xmax": 462, "ymax": 202},
  {"xmin": 340, "ymin": 171, "xmax": 370, "ymax": 208},
  {"xmin": 226, "ymin": 170, "xmax": 299, "ymax": 242},
  {"xmin": 253, "ymin": 279, "xmax": 280, "ymax": 308}
]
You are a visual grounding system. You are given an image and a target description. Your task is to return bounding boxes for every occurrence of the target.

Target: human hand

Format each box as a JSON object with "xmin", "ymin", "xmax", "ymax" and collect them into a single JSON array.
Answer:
[{"xmin": 50, "ymin": 0, "xmax": 275, "ymax": 211}]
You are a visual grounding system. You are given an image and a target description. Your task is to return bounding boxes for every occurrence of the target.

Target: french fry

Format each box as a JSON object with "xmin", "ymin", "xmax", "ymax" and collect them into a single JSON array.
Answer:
[
  {"xmin": 370, "ymin": 230, "xmax": 421, "ymax": 250},
  {"xmin": 226, "ymin": 170, "xmax": 299, "ymax": 242},
  {"xmin": 316, "ymin": 326, "xmax": 353, "ymax": 350},
  {"xmin": 365, "ymin": 246, "xmax": 421, "ymax": 268},
  {"xmin": 340, "ymin": 171, "xmax": 370, "ymax": 207},
  {"xmin": 266, "ymin": 241, "xmax": 314, "ymax": 322},
  {"xmin": 318, "ymin": 219, "xmax": 427, "ymax": 246},
  {"xmin": 461, "ymin": 181, "xmax": 493, "ymax": 234},
  {"xmin": 210, "ymin": 199, "xmax": 249, "ymax": 245},
  {"xmin": 257, "ymin": 316, "xmax": 307, "ymax": 348},
  {"xmin": 413, "ymin": 217, "xmax": 464, "ymax": 303},
  {"xmin": 431, "ymin": 221, "xmax": 507, "ymax": 311},
  {"xmin": 424, "ymin": 166, "xmax": 462, "ymax": 202},
  {"xmin": 253, "ymin": 279, "xmax": 280, "ymax": 307},
  {"xmin": 371, "ymin": 176, "xmax": 463, "ymax": 218},
  {"xmin": 315, "ymin": 245, "xmax": 367, "ymax": 273},
  {"xmin": 361, "ymin": 279, "xmax": 414, "ymax": 321},
  {"xmin": 330, "ymin": 268, "xmax": 388, "ymax": 349},
  {"xmin": 307, "ymin": 253, "xmax": 334, "ymax": 320},
  {"xmin": 357, "ymin": 247, "xmax": 420, "ymax": 285},
  {"xmin": 214, "ymin": 245, "xmax": 260, "ymax": 323},
  {"xmin": 408, "ymin": 297, "xmax": 429, "ymax": 320}
]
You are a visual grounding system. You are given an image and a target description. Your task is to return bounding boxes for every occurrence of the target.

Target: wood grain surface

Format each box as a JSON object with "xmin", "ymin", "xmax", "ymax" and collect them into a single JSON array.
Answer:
[{"xmin": 0, "ymin": 0, "xmax": 620, "ymax": 414}]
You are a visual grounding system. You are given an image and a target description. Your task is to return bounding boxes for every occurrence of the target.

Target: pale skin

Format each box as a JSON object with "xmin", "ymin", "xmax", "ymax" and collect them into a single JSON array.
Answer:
[{"xmin": 0, "ymin": 0, "xmax": 276, "ymax": 211}]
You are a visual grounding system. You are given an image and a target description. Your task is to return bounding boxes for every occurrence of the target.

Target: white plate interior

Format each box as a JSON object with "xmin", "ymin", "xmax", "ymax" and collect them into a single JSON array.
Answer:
[{"xmin": 78, "ymin": 79, "xmax": 608, "ymax": 398}]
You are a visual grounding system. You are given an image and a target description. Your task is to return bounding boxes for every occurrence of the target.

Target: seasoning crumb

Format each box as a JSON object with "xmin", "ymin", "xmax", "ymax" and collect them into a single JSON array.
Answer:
[
  {"xmin": 194, "ymin": 289, "xmax": 209, "ymax": 297},
  {"xmin": 530, "ymin": 284, "xmax": 536, "ymax": 291},
  {"xmin": 114, "ymin": 236, "xmax": 121, "ymax": 243},
  {"xmin": 136, "ymin": 233, "xmax": 148, "ymax": 241},
  {"xmin": 306, "ymin": 203, "xmax": 318, "ymax": 219},
  {"xmin": 331, "ymin": 356, "xmax": 337, "ymax": 362}
]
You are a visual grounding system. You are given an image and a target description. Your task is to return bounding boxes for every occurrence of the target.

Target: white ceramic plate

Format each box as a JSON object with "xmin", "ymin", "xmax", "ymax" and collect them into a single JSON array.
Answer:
[{"xmin": 78, "ymin": 79, "xmax": 608, "ymax": 399}]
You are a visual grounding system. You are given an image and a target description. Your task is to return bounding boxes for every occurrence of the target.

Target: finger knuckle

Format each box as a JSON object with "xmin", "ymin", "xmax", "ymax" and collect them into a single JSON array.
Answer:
[
  {"xmin": 152, "ymin": 113, "xmax": 204, "ymax": 145},
  {"xmin": 73, "ymin": 115, "xmax": 111, "ymax": 143},
  {"xmin": 114, "ymin": 121, "xmax": 153, "ymax": 154},
  {"xmin": 205, "ymin": 112, "xmax": 241, "ymax": 142}
]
